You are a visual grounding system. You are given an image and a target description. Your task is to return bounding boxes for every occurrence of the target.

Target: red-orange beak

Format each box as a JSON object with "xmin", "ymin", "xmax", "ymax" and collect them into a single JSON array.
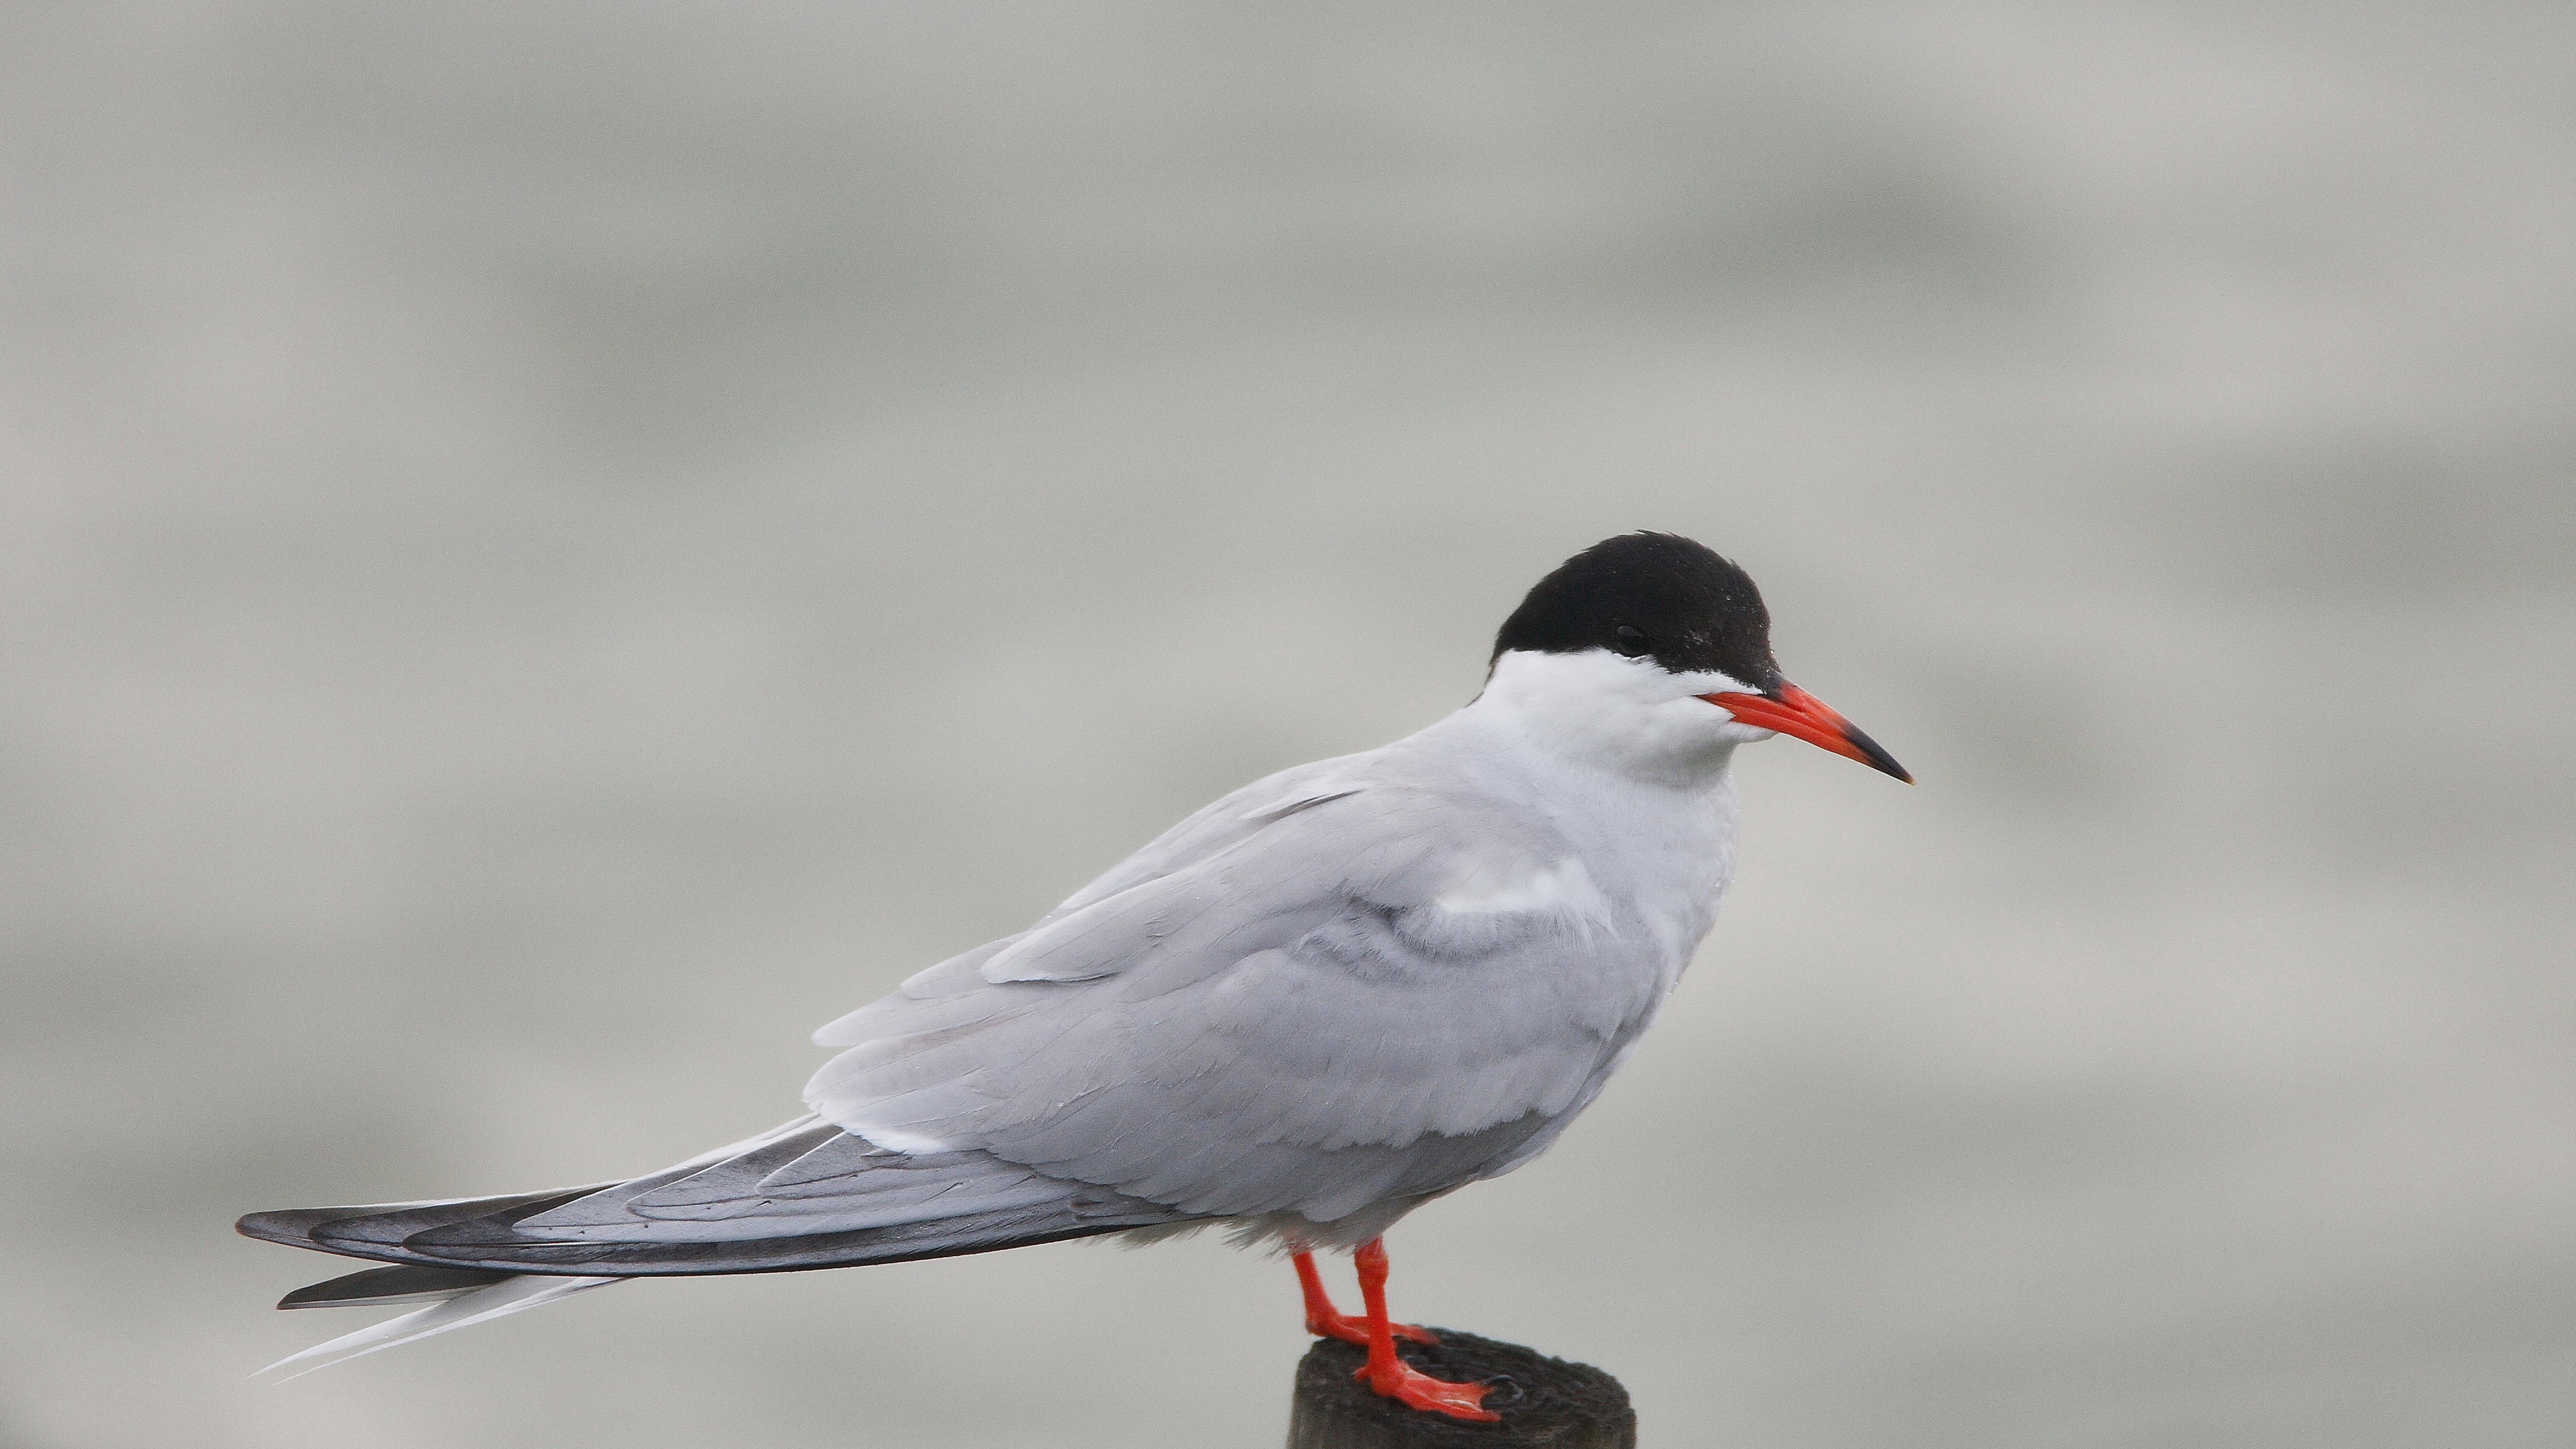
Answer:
[{"xmin": 1700, "ymin": 682, "xmax": 1912, "ymax": 783}]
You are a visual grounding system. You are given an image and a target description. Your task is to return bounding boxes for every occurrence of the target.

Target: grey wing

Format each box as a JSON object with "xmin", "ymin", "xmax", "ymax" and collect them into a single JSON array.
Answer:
[
  {"xmin": 802, "ymin": 786, "xmax": 1674, "ymax": 1226},
  {"xmin": 455, "ymin": 766, "xmax": 1401, "ymax": 1258},
  {"xmin": 500, "ymin": 1116, "xmax": 1187, "ymax": 1251},
  {"xmin": 1032, "ymin": 755, "xmax": 1373, "ymax": 921},
  {"xmin": 247, "ymin": 1114, "xmax": 1198, "ymax": 1277}
]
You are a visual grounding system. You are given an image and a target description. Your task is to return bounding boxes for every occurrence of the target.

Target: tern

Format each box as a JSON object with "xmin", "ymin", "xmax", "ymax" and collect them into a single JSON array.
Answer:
[{"xmin": 239, "ymin": 531, "xmax": 1909, "ymax": 1419}]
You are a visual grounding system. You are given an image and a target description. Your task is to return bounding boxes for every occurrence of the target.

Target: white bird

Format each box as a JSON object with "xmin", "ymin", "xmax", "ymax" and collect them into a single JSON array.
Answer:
[{"xmin": 240, "ymin": 532, "xmax": 1909, "ymax": 1419}]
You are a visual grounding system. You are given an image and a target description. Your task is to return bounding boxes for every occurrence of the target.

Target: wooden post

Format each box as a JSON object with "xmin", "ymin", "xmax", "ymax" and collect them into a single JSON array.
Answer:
[{"xmin": 1286, "ymin": 1328, "xmax": 1635, "ymax": 1448}]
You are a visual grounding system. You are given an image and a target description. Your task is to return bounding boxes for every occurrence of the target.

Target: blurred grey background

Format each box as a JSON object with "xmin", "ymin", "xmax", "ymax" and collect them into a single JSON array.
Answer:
[{"xmin": 5, "ymin": 3, "xmax": 2572, "ymax": 1446}]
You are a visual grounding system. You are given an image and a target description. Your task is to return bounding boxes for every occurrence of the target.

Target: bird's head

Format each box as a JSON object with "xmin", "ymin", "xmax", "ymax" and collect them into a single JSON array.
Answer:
[{"xmin": 1478, "ymin": 533, "xmax": 1911, "ymax": 788}]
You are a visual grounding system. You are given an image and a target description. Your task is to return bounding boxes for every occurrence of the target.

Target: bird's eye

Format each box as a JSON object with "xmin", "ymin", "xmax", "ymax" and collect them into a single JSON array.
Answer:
[{"xmin": 1613, "ymin": 625, "xmax": 1648, "ymax": 657}]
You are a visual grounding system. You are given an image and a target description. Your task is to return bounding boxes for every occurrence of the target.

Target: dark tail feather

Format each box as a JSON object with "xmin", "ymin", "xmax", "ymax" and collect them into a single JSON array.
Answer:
[
  {"xmin": 237, "ymin": 1183, "xmax": 1195, "ymax": 1279},
  {"xmin": 277, "ymin": 1263, "xmax": 518, "ymax": 1311},
  {"xmin": 236, "ymin": 1183, "xmax": 618, "ymax": 1258},
  {"xmin": 241, "ymin": 1142, "xmax": 1204, "ymax": 1378}
]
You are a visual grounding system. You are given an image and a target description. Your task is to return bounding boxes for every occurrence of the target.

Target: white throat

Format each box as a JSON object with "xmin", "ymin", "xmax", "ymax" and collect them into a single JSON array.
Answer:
[{"xmin": 1469, "ymin": 648, "xmax": 1766, "ymax": 790}]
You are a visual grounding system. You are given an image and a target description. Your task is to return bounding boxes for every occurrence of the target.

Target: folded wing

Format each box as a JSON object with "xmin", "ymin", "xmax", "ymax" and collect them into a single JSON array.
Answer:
[{"xmin": 804, "ymin": 780, "xmax": 1670, "ymax": 1226}]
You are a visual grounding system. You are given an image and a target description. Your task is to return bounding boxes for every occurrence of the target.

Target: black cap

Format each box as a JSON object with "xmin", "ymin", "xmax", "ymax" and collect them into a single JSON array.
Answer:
[{"xmin": 1493, "ymin": 533, "xmax": 1780, "ymax": 690}]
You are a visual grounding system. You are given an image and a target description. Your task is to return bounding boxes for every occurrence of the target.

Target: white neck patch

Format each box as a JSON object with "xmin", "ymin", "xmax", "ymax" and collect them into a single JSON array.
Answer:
[{"xmin": 1472, "ymin": 648, "xmax": 1766, "ymax": 789}]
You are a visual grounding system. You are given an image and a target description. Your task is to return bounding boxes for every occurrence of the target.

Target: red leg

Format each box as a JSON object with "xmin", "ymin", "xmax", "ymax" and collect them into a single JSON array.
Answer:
[
  {"xmin": 1350, "ymin": 1238, "xmax": 1497, "ymax": 1422},
  {"xmin": 1294, "ymin": 1250, "xmax": 1435, "ymax": 1346}
]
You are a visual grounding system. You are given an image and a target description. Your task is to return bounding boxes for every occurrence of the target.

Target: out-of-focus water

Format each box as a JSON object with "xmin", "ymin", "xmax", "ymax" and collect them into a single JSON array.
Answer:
[{"xmin": 5, "ymin": 5, "xmax": 2571, "ymax": 1446}]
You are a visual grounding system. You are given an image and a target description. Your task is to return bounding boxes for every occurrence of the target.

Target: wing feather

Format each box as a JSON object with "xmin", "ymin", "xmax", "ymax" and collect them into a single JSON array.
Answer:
[{"xmin": 804, "ymin": 779, "xmax": 1674, "ymax": 1226}]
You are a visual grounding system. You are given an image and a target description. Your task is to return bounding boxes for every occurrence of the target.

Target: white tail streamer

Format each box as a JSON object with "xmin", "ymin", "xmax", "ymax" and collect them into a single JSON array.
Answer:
[{"xmin": 256, "ymin": 1275, "xmax": 623, "ymax": 1381}]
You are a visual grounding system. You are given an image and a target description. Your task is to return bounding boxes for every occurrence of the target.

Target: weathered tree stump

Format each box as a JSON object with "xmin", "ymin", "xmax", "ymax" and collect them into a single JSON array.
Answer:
[{"xmin": 1287, "ymin": 1329, "xmax": 1635, "ymax": 1448}]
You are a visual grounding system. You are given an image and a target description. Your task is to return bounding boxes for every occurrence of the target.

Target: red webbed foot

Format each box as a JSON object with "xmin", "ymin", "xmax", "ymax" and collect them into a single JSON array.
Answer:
[
  {"xmin": 1339, "ymin": 1237, "xmax": 1503, "ymax": 1424},
  {"xmin": 1354, "ymin": 1355, "xmax": 1500, "ymax": 1422}
]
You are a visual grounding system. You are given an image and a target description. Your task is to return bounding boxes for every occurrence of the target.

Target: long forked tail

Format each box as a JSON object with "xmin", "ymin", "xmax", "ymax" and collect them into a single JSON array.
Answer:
[
  {"xmin": 241, "ymin": 1116, "xmax": 1201, "ymax": 1378},
  {"xmin": 256, "ymin": 1272, "xmax": 622, "ymax": 1381}
]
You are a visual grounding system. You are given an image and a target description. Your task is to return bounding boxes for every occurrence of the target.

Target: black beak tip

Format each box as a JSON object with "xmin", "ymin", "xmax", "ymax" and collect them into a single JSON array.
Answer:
[{"xmin": 1848, "ymin": 726, "xmax": 1913, "ymax": 784}]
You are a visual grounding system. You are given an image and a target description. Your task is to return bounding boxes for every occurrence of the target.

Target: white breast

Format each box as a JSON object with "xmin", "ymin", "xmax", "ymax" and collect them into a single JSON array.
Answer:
[{"xmin": 1397, "ymin": 704, "xmax": 1741, "ymax": 983}]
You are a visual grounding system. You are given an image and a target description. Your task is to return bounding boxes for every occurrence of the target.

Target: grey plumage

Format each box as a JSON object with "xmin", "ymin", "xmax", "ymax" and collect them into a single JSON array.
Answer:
[
  {"xmin": 236, "ymin": 1150, "xmax": 1193, "ymax": 1277},
  {"xmin": 805, "ymin": 762, "xmax": 1678, "ymax": 1232},
  {"xmin": 239, "ymin": 534, "xmax": 1901, "ymax": 1380},
  {"xmin": 248, "ymin": 727, "xmax": 1709, "ymax": 1309}
]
